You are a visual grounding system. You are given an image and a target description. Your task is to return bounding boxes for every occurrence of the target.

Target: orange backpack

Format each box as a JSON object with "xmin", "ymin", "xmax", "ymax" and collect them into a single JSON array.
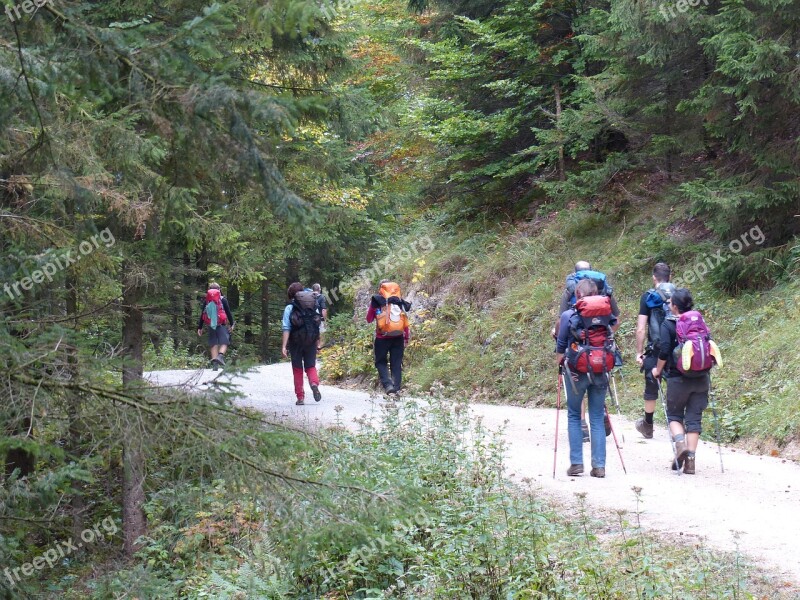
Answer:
[{"xmin": 376, "ymin": 282, "xmax": 409, "ymax": 337}]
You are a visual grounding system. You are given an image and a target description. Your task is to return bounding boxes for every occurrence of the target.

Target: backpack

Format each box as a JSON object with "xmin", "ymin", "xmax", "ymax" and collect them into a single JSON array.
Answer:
[
  {"xmin": 202, "ymin": 289, "xmax": 228, "ymax": 330},
  {"xmin": 644, "ymin": 282, "xmax": 677, "ymax": 348},
  {"xmin": 672, "ymin": 311, "xmax": 722, "ymax": 377},
  {"xmin": 566, "ymin": 270, "xmax": 613, "ymax": 305},
  {"xmin": 566, "ymin": 295, "xmax": 616, "ymax": 378},
  {"xmin": 375, "ymin": 282, "xmax": 410, "ymax": 337},
  {"xmin": 289, "ymin": 291, "xmax": 322, "ymax": 346}
]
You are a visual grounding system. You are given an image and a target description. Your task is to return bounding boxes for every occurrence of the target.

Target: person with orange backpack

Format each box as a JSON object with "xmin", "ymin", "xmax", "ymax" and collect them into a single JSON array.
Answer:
[
  {"xmin": 197, "ymin": 282, "xmax": 235, "ymax": 370},
  {"xmin": 555, "ymin": 279, "xmax": 618, "ymax": 478},
  {"xmin": 281, "ymin": 282, "xmax": 323, "ymax": 406},
  {"xmin": 367, "ymin": 280, "xmax": 411, "ymax": 395}
]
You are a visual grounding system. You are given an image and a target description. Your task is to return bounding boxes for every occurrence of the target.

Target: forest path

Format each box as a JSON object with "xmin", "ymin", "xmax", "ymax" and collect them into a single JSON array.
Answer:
[{"xmin": 147, "ymin": 364, "xmax": 800, "ymax": 592}]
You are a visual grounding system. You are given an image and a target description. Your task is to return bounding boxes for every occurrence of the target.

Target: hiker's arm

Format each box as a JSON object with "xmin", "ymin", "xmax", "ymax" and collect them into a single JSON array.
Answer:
[
  {"xmin": 653, "ymin": 358, "xmax": 667, "ymax": 378},
  {"xmin": 366, "ymin": 304, "xmax": 376, "ymax": 323},
  {"xmin": 197, "ymin": 301, "xmax": 206, "ymax": 333},
  {"xmin": 635, "ymin": 314, "xmax": 648, "ymax": 364},
  {"xmin": 281, "ymin": 331, "xmax": 289, "ymax": 358},
  {"xmin": 403, "ymin": 327, "xmax": 410, "ymax": 346},
  {"xmin": 555, "ymin": 312, "xmax": 571, "ymax": 355},
  {"xmin": 609, "ymin": 296, "xmax": 621, "ymax": 332}
]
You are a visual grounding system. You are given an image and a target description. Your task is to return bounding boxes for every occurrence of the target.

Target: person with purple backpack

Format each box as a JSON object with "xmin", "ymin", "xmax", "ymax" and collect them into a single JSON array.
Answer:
[{"xmin": 651, "ymin": 288, "xmax": 722, "ymax": 474}]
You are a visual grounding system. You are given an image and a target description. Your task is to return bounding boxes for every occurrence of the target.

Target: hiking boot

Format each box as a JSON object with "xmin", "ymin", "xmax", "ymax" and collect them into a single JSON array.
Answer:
[
  {"xmin": 311, "ymin": 385, "xmax": 322, "ymax": 402},
  {"xmin": 216, "ymin": 353, "xmax": 226, "ymax": 366},
  {"xmin": 604, "ymin": 413, "xmax": 612, "ymax": 437},
  {"xmin": 567, "ymin": 464, "xmax": 584, "ymax": 476},
  {"xmin": 590, "ymin": 467, "xmax": 605, "ymax": 478},
  {"xmin": 295, "ymin": 399, "xmax": 305, "ymax": 406},
  {"xmin": 581, "ymin": 420, "xmax": 590, "ymax": 443},
  {"xmin": 683, "ymin": 454, "xmax": 696, "ymax": 475},
  {"xmin": 671, "ymin": 440, "xmax": 689, "ymax": 470},
  {"xmin": 211, "ymin": 359, "xmax": 218, "ymax": 372},
  {"xmin": 635, "ymin": 418, "xmax": 654, "ymax": 439}
]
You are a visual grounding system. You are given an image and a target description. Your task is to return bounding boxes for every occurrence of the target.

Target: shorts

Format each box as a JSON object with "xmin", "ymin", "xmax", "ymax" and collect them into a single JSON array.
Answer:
[
  {"xmin": 666, "ymin": 373, "xmax": 710, "ymax": 434},
  {"xmin": 208, "ymin": 325, "xmax": 231, "ymax": 347},
  {"xmin": 642, "ymin": 353, "xmax": 659, "ymax": 400}
]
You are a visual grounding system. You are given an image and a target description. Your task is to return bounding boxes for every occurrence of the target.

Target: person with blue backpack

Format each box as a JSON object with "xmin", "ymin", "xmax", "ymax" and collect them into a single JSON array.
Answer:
[
  {"xmin": 650, "ymin": 288, "xmax": 722, "ymax": 474},
  {"xmin": 635, "ymin": 263, "xmax": 676, "ymax": 438},
  {"xmin": 553, "ymin": 261, "xmax": 620, "ymax": 441}
]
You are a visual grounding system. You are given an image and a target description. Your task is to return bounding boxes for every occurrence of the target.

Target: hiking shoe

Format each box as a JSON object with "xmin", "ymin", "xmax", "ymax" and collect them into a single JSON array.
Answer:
[
  {"xmin": 211, "ymin": 359, "xmax": 219, "ymax": 371},
  {"xmin": 295, "ymin": 399, "xmax": 305, "ymax": 406},
  {"xmin": 671, "ymin": 440, "xmax": 689, "ymax": 470},
  {"xmin": 590, "ymin": 467, "xmax": 605, "ymax": 478},
  {"xmin": 311, "ymin": 385, "xmax": 322, "ymax": 402},
  {"xmin": 567, "ymin": 464, "xmax": 584, "ymax": 476},
  {"xmin": 683, "ymin": 454, "xmax": 696, "ymax": 475},
  {"xmin": 216, "ymin": 353, "xmax": 226, "ymax": 366},
  {"xmin": 635, "ymin": 418, "xmax": 654, "ymax": 439},
  {"xmin": 604, "ymin": 413, "xmax": 612, "ymax": 437},
  {"xmin": 581, "ymin": 420, "xmax": 590, "ymax": 443}
]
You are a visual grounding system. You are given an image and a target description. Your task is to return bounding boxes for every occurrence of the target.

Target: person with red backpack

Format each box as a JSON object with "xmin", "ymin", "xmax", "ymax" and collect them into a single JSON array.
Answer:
[
  {"xmin": 367, "ymin": 280, "xmax": 411, "ymax": 395},
  {"xmin": 281, "ymin": 282, "xmax": 322, "ymax": 406},
  {"xmin": 555, "ymin": 279, "xmax": 618, "ymax": 478},
  {"xmin": 651, "ymin": 288, "xmax": 722, "ymax": 474},
  {"xmin": 196, "ymin": 282, "xmax": 235, "ymax": 370}
]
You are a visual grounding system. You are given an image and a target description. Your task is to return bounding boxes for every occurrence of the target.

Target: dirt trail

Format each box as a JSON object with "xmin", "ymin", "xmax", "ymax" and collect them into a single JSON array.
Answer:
[{"xmin": 147, "ymin": 365, "xmax": 800, "ymax": 592}]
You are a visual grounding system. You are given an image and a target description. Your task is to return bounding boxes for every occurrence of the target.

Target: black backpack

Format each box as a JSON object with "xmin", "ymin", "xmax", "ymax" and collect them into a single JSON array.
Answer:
[
  {"xmin": 645, "ymin": 283, "xmax": 677, "ymax": 349},
  {"xmin": 289, "ymin": 291, "xmax": 321, "ymax": 346}
]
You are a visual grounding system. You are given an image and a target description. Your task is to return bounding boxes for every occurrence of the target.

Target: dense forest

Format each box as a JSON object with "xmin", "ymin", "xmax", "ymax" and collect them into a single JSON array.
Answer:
[{"xmin": 1, "ymin": 0, "xmax": 798, "ymax": 596}]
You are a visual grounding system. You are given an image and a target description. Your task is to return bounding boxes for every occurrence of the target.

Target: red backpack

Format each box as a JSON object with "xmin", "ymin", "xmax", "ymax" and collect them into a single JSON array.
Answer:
[
  {"xmin": 566, "ymin": 295, "xmax": 615, "ymax": 378},
  {"xmin": 201, "ymin": 289, "xmax": 228, "ymax": 329}
]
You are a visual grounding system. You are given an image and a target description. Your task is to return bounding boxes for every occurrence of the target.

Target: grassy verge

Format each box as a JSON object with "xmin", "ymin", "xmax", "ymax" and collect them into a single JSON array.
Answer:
[{"xmin": 42, "ymin": 396, "xmax": 792, "ymax": 598}]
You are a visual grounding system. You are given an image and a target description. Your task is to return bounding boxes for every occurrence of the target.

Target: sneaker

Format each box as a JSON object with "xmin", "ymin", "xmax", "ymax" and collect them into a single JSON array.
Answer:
[
  {"xmin": 581, "ymin": 420, "xmax": 590, "ymax": 443},
  {"xmin": 635, "ymin": 418, "xmax": 654, "ymax": 439},
  {"xmin": 683, "ymin": 454, "xmax": 696, "ymax": 474},
  {"xmin": 295, "ymin": 399, "xmax": 305, "ymax": 406},
  {"xmin": 590, "ymin": 467, "xmax": 605, "ymax": 478},
  {"xmin": 216, "ymin": 353, "xmax": 226, "ymax": 366},
  {"xmin": 311, "ymin": 385, "xmax": 322, "ymax": 402},
  {"xmin": 567, "ymin": 464, "xmax": 584, "ymax": 476},
  {"xmin": 604, "ymin": 413, "xmax": 612, "ymax": 437},
  {"xmin": 384, "ymin": 386, "xmax": 396, "ymax": 395},
  {"xmin": 671, "ymin": 440, "xmax": 689, "ymax": 470}
]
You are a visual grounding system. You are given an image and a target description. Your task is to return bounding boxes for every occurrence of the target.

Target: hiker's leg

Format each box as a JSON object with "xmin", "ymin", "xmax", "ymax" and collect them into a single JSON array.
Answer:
[
  {"xmin": 209, "ymin": 345, "xmax": 219, "ymax": 360},
  {"xmin": 303, "ymin": 344, "xmax": 319, "ymax": 386},
  {"xmin": 373, "ymin": 338, "xmax": 393, "ymax": 390},
  {"xmin": 289, "ymin": 343, "xmax": 305, "ymax": 401},
  {"xmin": 587, "ymin": 382, "xmax": 607, "ymax": 469},
  {"xmin": 666, "ymin": 376, "xmax": 689, "ymax": 438},
  {"xmin": 683, "ymin": 376, "xmax": 710, "ymax": 452},
  {"xmin": 642, "ymin": 354, "xmax": 658, "ymax": 416},
  {"xmin": 388, "ymin": 337, "xmax": 404, "ymax": 391},
  {"xmin": 566, "ymin": 374, "xmax": 589, "ymax": 466}
]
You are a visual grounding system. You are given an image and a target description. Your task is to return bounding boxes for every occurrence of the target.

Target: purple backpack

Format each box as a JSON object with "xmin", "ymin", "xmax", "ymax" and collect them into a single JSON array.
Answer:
[{"xmin": 673, "ymin": 310, "xmax": 714, "ymax": 376}]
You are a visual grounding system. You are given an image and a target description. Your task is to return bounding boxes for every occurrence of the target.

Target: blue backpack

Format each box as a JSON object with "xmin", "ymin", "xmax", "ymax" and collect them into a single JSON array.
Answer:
[
  {"xmin": 644, "ymin": 282, "xmax": 677, "ymax": 348},
  {"xmin": 566, "ymin": 270, "xmax": 612, "ymax": 305}
]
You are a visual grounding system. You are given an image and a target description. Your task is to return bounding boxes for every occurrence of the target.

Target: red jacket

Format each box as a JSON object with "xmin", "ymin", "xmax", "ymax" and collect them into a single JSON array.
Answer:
[{"xmin": 367, "ymin": 304, "xmax": 410, "ymax": 343}]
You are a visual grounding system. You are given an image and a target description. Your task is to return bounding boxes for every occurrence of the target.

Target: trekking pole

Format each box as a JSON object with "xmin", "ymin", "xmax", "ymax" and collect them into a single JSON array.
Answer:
[
  {"xmin": 607, "ymin": 371, "xmax": 626, "ymax": 443},
  {"xmin": 655, "ymin": 377, "xmax": 682, "ymax": 474},
  {"xmin": 553, "ymin": 367, "xmax": 562, "ymax": 479},
  {"xmin": 605, "ymin": 402, "xmax": 627, "ymax": 474},
  {"xmin": 708, "ymin": 375, "xmax": 725, "ymax": 473}
]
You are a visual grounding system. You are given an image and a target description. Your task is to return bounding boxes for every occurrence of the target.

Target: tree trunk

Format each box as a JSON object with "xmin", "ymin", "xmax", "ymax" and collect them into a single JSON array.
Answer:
[
  {"xmin": 65, "ymin": 268, "xmax": 86, "ymax": 547},
  {"xmin": 121, "ymin": 276, "xmax": 146, "ymax": 558},
  {"xmin": 260, "ymin": 277, "xmax": 270, "ymax": 362},
  {"xmin": 244, "ymin": 290, "xmax": 254, "ymax": 345},
  {"xmin": 183, "ymin": 252, "xmax": 193, "ymax": 329},
  {"xmin": 554, "ymin": 83, "xmax": 566, "ymax": 182},
  {"xmin": 285, "ymin": 257, "xmax": 300, "ymax": 286}
]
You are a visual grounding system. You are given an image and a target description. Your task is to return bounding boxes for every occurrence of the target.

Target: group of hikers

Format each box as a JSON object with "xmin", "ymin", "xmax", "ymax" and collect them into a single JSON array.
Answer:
[
  {"xmin": 554, "ymin": 261, "xmax": 721, "ymax": 478},
  {"xmin": 197, "ymin": 262, "xmax": 721, "ymax": 477}
]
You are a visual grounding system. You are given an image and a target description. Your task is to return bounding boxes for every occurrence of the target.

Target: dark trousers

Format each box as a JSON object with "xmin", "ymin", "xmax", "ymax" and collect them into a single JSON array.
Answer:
[{"xmin": 374, "ymin": 336, "xmax": 404, "ymax": 391}]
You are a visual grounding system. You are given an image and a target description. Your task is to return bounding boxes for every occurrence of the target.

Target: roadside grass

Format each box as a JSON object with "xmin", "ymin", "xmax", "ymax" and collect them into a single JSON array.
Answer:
[
  {"xmin": 323, "ymin": 194, "xmax": 800, "ymax": 454},
  {"xmin": 66, "ymin": 395, "xmax": 789, "ymax": 598}
]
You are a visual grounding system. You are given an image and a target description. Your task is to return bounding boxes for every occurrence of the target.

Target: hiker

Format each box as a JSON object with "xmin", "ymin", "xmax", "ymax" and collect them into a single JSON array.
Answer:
[
  {"xmin": 312, "ymin": 283, "xmax": 328, "ymax": 350},
  {"xmin": 651, "ymin": 288, "xmax": 720, "ymax": 474},
  {"xmin": 366, "ymin": 280, "xmax": 411, "ymax": 395},
  {"xmin": 555, "ymin": 279, "xmax": 617, "ymax": 478},
  {"xmin": 552, "ymin": 261, "xmax": 620, "ymax": 441},
  {"xmin": 196, "ymin": 282, "xmax": 235, "ymax": 370},
  {"xmin": 281, "ymin": 282, "xmax": 322, "ymax": 406},
  {"xmin": 634, "ymin": 262, "xmax": 676, "ymax": 439}
]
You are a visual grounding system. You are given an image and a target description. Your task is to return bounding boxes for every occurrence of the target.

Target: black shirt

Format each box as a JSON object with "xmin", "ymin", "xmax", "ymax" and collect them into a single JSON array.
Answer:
[{"xmin": 657, "ymin": 317, "xmax": 680, "ymax": 378}]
